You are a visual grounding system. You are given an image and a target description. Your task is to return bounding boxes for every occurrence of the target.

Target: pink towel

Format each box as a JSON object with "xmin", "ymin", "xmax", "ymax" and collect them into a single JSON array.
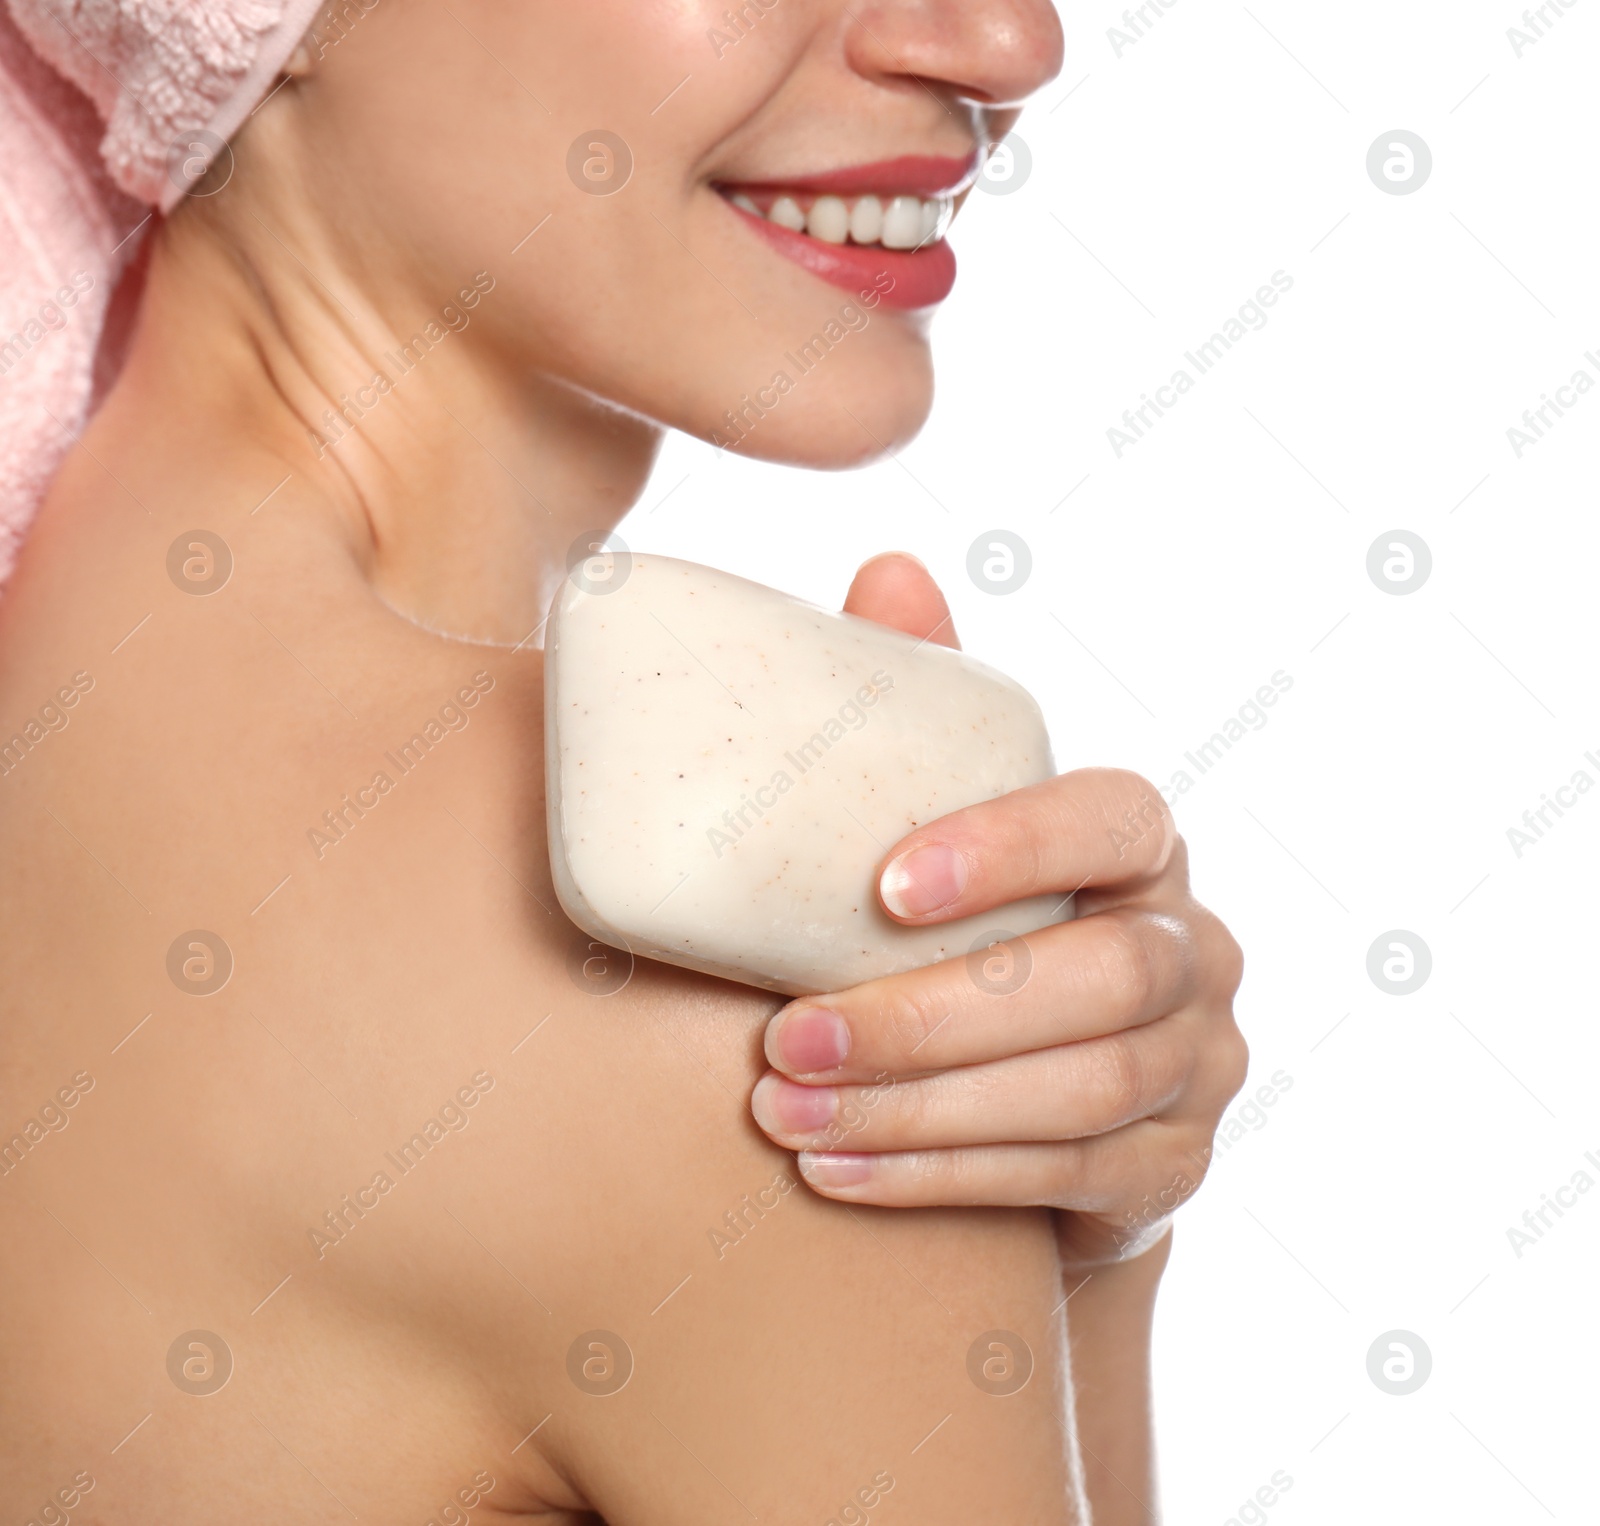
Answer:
[{"xmin": 0, "ymin": 0, "xmax": 326, "ymax": 587}]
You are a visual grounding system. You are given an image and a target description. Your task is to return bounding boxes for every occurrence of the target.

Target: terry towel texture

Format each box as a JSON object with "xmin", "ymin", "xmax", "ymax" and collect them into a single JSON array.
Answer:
[{"xmin": 0, "ymin": 0, "xmax": 325, "ymax": 584}]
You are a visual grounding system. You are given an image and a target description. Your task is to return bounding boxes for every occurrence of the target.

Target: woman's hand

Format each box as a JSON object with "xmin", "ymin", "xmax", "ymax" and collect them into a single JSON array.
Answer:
[{"xmin": 747, "ymin": 553, "xmax": 1248, "ymax": 1268}]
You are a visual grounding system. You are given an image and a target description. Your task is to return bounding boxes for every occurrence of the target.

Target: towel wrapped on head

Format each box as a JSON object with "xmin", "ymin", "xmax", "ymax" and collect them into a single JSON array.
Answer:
[{"xmin": 0, "ymin": 0, "xmax": 326, "ymax": 585}]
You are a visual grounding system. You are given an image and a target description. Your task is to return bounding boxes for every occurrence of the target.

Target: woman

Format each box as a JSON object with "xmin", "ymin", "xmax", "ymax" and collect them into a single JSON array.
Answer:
[{"xmin": 0, "ymin": 2, "xmax": 1246, "ymax": 1520}]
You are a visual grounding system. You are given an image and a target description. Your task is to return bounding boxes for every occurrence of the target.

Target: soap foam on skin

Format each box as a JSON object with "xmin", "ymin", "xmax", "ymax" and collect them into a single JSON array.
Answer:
[{"xmin": 545, "ymin": 556, "xmax": 1074, "ymax": 997}]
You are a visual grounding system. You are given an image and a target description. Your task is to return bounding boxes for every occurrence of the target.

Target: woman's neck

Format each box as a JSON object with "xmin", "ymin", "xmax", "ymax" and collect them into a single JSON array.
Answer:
[{"xmin": 117, "ymin": 192, "xmax": 662, "ymax": 647}]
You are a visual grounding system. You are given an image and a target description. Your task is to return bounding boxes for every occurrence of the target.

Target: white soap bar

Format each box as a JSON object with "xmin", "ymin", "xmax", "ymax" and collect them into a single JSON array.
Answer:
[{"xmin": 545, "ymin": 554, "xmax": 1072, "ymax": 996}]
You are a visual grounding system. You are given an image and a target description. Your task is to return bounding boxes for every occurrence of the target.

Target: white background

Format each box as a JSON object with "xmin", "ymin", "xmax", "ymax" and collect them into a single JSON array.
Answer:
[{"xmin": 620, "ymin": 1, "xmax": 1600, "ymax": 1519}]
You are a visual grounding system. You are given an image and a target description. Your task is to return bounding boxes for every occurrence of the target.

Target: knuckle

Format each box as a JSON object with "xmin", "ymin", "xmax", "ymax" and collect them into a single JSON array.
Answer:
[
  {"xmin": 1193, "ymin": 904, "xmax": 1246, "ymax": 997},
  {"xmin": 964, "ymin": 788, "xmax": 1047, "ymax": 896},
  {"xmin": 997, "ymin": 779, "xmax": 1068, "ymax": 895},
  {"xmin": 1175, "ymin": 1124, "xmax": 1221, "ymax": 1191},
  {"xmin": 1146, "ymin": 1033, "xmax": 1192, "ymax": 1113},
  {"xmin": 1217, "ymin": 923, "xmax": 1246, "ymax": 997},
  {"xmin": 1132, "ymin": 1131, "xmax": 1209, "ymax": 1199},
  {"xmin": 845, "ymin": 1072, "xmax": 902, "ymax": 1143},
  {"xmin": 884, "ymin": 1074, "xmax": 934, "ymax": 1140},
  {"xmin": 906, "ymin": 1146, "xmax": 965, "ymax": 1194},
  {"xmin": 1217, "ymin": 1023, "xmax": 1251, "ymax": 1102},
  {"xmin": 1092, "ymin": 1031, "xmax": 1150, "ymax": 1114},
  {"xmin": 1006, "ymin": 806, "xmax": 1051, "ymax": 895},
  {"xmin": 1145, "ymin": 909, "xmax": 1195, "ymax": 989},
  {"xmin": 1099, "ymin": 768, "xmax": 1176, "ymax": 870},
  {"xmin": 935, "ymin": 1147, "xmax": 980, "ymax": 1191},
  {"xmin": 1041, "ymin": 1143, "xmax": 1087, "ymax": 1210},
  {"xmin": 1163, "ymin": 831, "xmax": 1193, "ymax": 881},
  {"xmin": 1094, "ymin": 916, "xmax": 1158, "ymax": 1016},
  {"xmin": 882, "ymin": 979, "xmax": 953, "ymax": 1065}
]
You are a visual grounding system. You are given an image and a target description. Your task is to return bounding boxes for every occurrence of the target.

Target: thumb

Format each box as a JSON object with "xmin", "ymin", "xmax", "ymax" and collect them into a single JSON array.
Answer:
[{"xmin": 841, "ymin": 552, "xmax": 961, "ymax": 650}]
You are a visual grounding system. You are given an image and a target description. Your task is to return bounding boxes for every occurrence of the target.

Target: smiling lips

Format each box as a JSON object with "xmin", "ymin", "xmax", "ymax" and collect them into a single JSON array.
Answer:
[{"xmin": 718, "ymin": 153, "xmax": 978, "ymax": 311}]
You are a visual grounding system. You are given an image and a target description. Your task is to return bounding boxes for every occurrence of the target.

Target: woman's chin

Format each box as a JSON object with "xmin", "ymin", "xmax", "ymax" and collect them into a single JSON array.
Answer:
[{"xmin": 694, "ymin": 367, "xmax": 935, "ymax": 471}]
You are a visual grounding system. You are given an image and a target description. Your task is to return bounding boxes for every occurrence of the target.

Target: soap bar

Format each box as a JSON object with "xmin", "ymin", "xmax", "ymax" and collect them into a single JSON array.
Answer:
[{"xmin": 544, "ymin": 554, "xmax": 1072, "ymax": 996}]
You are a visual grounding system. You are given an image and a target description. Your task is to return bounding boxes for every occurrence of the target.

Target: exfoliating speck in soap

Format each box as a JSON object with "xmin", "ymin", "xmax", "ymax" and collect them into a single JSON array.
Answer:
[{"xmin": 545, "ymin": 554, "xmax": 1073, "ymax": 996}]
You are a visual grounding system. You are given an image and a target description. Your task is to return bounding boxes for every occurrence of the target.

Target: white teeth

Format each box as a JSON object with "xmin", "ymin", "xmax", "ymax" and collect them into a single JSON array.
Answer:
[
  {"xmin": 806, "ymin": 194, "xmax": 849, "ymax": 244},
  {"xmin": 728, "ymin": 187, "xmax": 952, "ymax": 248},
  {"xmin": 849, "ymin": 195, "xmax": 883, "ymax": 244},
  {"xmin": 769, "ymin": 194, "xmax": 806, "ymax": 232},
  {"xmin": 880, "ymin": 195, "xmax": 924, "ymax": 250}
]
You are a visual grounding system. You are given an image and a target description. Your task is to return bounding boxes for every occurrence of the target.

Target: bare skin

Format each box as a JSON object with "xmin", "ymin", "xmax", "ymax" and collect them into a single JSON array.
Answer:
[
  {"xmin": 0, "ymin": 267, "xmax": 1079, "ymax": 1524},
  {"xmin": 0, "ymin": 2, "xmax": 1246, "ymax": 1519},
  {"xmin": 0, "ymin": 486, "xmax": 1081, "ymax": 1525}
]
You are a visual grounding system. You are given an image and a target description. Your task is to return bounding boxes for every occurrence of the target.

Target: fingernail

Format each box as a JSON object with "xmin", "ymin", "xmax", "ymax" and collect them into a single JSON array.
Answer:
[
  {"xmin": 751, "ymin": 1074, "xmax": 837, "ymax": 1135},
  {"xmin": 767, "ymin": 1006, "xmax": 850, "ymax": 1073},
  {"xmin": 798, "ymin": 1151, "xmax": 874, "ymax": 1188},
  {"xmin": 879, "ymin": 843, "xmax": 968, "ymax": 919}
]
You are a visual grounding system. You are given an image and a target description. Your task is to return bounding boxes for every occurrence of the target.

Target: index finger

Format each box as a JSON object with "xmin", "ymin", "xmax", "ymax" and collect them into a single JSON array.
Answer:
[{"xmin": 876, "ymin": 767, "xmax": 1177, "ymax": 923}]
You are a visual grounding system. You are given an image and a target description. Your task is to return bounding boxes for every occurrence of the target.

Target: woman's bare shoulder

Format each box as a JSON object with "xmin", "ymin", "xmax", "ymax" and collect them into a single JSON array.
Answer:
[
  {"xmin": 476, "ymin": 958, "xmax": 1078, "ymax": 1524},
  {"xmin": 0, "ymin": 494, "xmax": 1077, "ymax": 1522}
]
